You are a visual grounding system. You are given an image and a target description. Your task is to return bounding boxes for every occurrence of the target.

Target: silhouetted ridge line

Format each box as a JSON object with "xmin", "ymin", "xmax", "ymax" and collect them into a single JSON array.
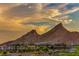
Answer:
[{"xmin": 0, "ymin": 23, "xmax": 79, "ymax": 46}]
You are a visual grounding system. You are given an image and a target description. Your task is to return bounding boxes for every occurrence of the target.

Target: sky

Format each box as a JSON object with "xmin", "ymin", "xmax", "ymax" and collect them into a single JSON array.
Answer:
[{"xmin": 0, "ymin": 3, "xmax": 79, "ymax": 44}]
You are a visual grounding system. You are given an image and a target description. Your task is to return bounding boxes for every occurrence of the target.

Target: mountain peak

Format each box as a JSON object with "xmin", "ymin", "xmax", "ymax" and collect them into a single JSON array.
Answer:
[
  {"xmin": 19, "ymin": 30, "xmax": 39, "ymax": 38},
  {"xmin": 27, "ymin": 29, "xmax": 38, "ymax": 35},
  {"xmin": 41, "ymin": 23, "xmax": 68, "ymax": 36},
  {"xmin": 53, "ymin": 23, "xmax": 66, "ymax": 31},
  {"xmin": 30, "ymin": 30, "xmax": 36, "ymax": 33},
  {"xmin": 57, "ymin": 23, "xmax": 63, "ymax": 26},
  {"xmin": 55, "ymin": 23, "xmax": 63, "ymax": 28}
]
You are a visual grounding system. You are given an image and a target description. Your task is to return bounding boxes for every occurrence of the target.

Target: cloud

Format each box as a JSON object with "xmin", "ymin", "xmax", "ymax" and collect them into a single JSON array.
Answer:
[
  {"xmin": 0, "ymin": 4, "xmax": 21, "ymax": 14},
  {"xmin": 44, "ymin": 3, "xmax": 79, "ymax": 24},
  {"xmin": 62, "ymin": 7, "xmax": 79, "ymax": 14},
  {"xmin": 2, "ymin": 4, "xmax": 47, "ymax": 18},
  {"xmin": 2, "ymin": 4, "xmax": 36, "ymax": 18},
  {"xmin": 22, "ymin": 21, "xmax": 51, "ymax": 26},
  {"xmin": 0, "ymin": 17, "xmax": 33, "ymax": 31},
  {"xmin": 3, "ymin": 3, "xmax": 78, "ymax": 20},
  {"xmin": 46, "ymin": 3, "xmax": 69, "ymax": 9},
  {"xmin": 1, "ymin": 4, "xmax": 72, "ymax": 22},
  {"xmin": 47, "ymin": 3, "xmax": 79, "ymax": 15},
  {"xmin": 0, "ymin": 3, "xmax": 77, "ymax": 32},
  {"xmin": 46, "ymin": 9, "xmax": 61, "ymax": 17},
  {"xmin": 35, "ymin": 25, "xmax": 50, "ymax": 34},
  {"xmin": 57, "ymin": 3, "xmax": 69, "ymax": 9},
  {"xmin": 47, "ymin": 15, "xmax": 72, "ymax": 24},
  {"xmin": 44, "ymin": 8, "xmax": 72, "ymax": 24}
]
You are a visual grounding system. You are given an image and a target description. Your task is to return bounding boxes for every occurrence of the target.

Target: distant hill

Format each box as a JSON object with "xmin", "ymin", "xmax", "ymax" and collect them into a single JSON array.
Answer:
[{"xmin": 0, "ymin": 23, "xmax": 79, "ymax": 47}]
